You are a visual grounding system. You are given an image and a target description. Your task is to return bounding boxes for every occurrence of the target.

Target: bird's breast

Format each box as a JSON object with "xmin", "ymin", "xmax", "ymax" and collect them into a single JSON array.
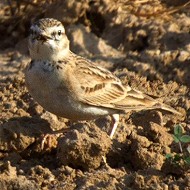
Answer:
[{"xmin": 25, "ymin": 60, "xmax": 114, "ymax": 120}]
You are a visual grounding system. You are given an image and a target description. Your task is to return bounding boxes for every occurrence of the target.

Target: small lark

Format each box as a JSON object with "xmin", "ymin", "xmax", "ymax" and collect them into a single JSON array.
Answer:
[{"xmin": 25, "ymin": 18, "xmax": 181, "ymax": 139}]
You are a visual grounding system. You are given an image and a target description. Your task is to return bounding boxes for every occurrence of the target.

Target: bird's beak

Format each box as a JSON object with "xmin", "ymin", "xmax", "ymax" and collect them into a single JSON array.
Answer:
[{"xmin": 36, "ymin": 34, "xmax": 52, "ymax": 41}]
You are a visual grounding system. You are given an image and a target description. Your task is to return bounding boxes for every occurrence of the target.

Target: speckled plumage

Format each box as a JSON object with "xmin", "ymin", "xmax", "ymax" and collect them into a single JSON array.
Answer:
[
  {"xmin": 25, "ymin": 18, "xmax": 181, "ymax": 139},
  {"xmin": 33, "ymin": 18, "xmax": 62, "ymax": 30}
]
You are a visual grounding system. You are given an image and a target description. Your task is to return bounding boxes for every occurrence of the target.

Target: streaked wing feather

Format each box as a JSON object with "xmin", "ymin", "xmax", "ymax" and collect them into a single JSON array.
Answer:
[
  {"xmin": 72, "ymin": 59, "xmax": 156, "ymax": 110},
  {"xmin": 72, "ymin": 59, "xmax": 127, "ymax": 107},
  {"xmin": 71, "ymin": 56, "xmax": 180, "ymax": 115}
]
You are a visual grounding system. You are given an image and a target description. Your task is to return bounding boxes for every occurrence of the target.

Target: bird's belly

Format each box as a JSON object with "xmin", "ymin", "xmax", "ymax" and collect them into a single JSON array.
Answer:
[
  {"xmin": 25, "ymin": 65, "xmax": 113, "ymax": 120},
  {"xmin": 27, "ymin": 86, "xmax": 111, "ymax": 120}
]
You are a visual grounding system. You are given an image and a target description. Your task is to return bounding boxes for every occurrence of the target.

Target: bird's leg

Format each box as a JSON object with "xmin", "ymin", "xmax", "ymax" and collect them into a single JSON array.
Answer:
[
  {"xmin": 109, "ymin": 114, "xmax": 120, "ymax": 139},
  {"xmin": 101, "ymin": 114, "xmax": 120, "ymax": 167}
]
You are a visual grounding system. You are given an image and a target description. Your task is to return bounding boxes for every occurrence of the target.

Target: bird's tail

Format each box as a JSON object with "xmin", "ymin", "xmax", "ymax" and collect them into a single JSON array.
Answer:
[
  {"xmin": 152, "ymin": 102, "xmax": 183, "ymax": 116},
  {"xmin": 113, "ymin": 89, "xmax": 182, "ymax": 116}
]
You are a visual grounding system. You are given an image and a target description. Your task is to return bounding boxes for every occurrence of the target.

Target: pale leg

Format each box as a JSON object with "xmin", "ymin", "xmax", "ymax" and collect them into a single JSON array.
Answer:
[
  {"xmin": 109, "ymin": 114, "xmax": 120, "ymax": 139},
  {"xmin": 102, "ymin": 114, "xmax": 120, "ymax": 167}
]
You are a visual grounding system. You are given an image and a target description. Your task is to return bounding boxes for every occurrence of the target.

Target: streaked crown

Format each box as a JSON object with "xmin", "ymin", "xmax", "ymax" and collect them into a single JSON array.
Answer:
[{"xmin": 33, "ymin": 18, "xmax": 63, "ymax": 30}]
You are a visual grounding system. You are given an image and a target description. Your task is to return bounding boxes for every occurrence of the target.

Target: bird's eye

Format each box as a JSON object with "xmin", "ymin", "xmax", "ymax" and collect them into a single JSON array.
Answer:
[{"xmin": 58, "ymin": 30, "xmax": 62, "ymax": 36}]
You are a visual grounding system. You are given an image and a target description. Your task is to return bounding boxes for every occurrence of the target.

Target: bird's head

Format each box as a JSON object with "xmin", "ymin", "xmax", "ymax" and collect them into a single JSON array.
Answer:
[{"xmin": 28, "ymin": 18, "xmax": 70, "ymax": 61}]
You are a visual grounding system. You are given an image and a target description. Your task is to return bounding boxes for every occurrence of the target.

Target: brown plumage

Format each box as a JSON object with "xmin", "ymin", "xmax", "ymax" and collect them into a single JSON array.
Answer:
[{"xmin": 25, "ymin": 18, "xmax": 182, "ymax": 139}]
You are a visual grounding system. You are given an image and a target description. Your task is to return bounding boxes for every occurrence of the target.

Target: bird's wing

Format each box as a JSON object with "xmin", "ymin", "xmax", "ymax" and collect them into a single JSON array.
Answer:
[
  {"xmin": 67, "ymin": 57, "xmax": 158, "ymax": 111},
  {"xmin": 71, "ymin": 60, "xmax": 127, "ymax": 107},
  {"xmin": 66, "ymin": 56, "xmax": 181, "ymax": 115}
]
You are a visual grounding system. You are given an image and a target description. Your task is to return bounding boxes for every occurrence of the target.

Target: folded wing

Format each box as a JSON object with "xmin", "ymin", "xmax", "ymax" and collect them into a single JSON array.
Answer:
[{"xmin": 71, "ymin": 58, "xmax": 181, "ymax": 115}]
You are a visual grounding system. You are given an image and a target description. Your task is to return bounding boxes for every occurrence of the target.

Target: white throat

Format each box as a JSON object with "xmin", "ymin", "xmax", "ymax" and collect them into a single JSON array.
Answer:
[
  {"xmin": 29, "ymin": 44, "xmax": 70, "ymax": 61},
  {"xmin": 29, "ymin": 35, "xmax": 70, "ymax": 62}
]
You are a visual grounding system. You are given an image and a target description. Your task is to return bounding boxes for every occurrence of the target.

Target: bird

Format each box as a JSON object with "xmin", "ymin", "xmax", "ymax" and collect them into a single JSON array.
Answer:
[{"xmin": 25, "ymin": 18, "xmax": 181, "ymax": 140}]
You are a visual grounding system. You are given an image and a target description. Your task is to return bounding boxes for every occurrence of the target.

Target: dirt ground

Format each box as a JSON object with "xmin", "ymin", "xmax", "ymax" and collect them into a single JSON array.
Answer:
[{"xmin": 0, "ymin": 0, "xmax": 190, "ymax": 189}]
